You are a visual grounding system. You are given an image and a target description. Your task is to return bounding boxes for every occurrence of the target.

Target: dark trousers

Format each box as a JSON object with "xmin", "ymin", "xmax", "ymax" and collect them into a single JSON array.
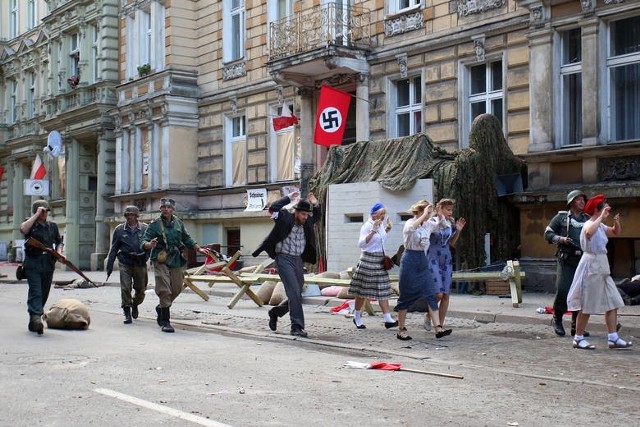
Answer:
[
  {"xmin": 273, "ymin": 254, "xmax": 305, "ymax": 330},
  {"xmin": 553, "ymin": 255, "xmax": 580, "ymax": 316},
  {"xmin": 24, "ymin": 256, "xmax": 55, "ymax": 316},
  {"xmin": 120, "ymin": 264, "xmax": 148, "ymax": 308}
]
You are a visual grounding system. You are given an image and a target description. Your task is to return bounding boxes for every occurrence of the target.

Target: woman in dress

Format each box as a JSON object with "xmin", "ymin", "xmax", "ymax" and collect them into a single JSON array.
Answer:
[
  {"xmin": 567, "ymin": 194, "xmax": 632, "ymax": 350},
  {"xmin": 394, "ymin": 200, "xmax": 451, "ymax": 341},
  {"xmin": 348, "ymin": 203, "xmax": 398, "ymax": 329},
  {"xmin": 426, "ymin": 199, "xmax": 466, "ymax": 330}
]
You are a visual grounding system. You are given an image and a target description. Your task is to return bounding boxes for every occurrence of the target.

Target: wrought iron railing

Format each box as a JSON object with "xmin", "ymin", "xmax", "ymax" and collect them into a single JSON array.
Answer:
[{"xmin": 269, "ymin": 3, "xmax": 371, "ymax": 60}]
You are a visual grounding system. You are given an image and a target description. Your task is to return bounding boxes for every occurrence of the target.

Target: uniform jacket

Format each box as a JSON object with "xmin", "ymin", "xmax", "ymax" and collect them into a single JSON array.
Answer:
[
  {"xmin": 23, "ymin": 220, "xmax": 63, "ymax": 270},
  {"xmin": 544, "ymin": 210, "xmax": 590, "ymax": 253},
  {"xmin": 252, "ymin": 195, "xmax": 321, "ymax": 265},
  {"xmin": 106, "ymin": 222, "xmax": 149, "ymax": 270},
  {"xmin": 141, "ymin": 214, "xmax": 197, "ymax": 261}
]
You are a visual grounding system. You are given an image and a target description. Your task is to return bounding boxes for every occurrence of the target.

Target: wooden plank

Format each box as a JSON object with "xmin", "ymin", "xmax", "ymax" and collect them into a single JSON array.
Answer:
[{"xmin": 182, "ymin": 276, "xmax": 209, "ymax": 301}]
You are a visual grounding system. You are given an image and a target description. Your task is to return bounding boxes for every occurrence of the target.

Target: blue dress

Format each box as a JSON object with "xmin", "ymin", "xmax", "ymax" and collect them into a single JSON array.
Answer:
[{"xmin": 427, "ymin": 222, "xmax": 455, "ymax": 294}]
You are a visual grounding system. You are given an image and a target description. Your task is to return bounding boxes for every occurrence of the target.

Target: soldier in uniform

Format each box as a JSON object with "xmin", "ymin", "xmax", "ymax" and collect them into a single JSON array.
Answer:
[
  {"xmin": 19, "ymin": 200, "xmax": 64, "ymax": 335},
  {"xmin": 106, "ymin": 205, "xmax": 149, "ymax": 324},
  {"xmin": 544, "ymin": 190, "xmax": 589, "ymax": 336},
  {"xmin": 141, "ymin": 198, "xmax": 209, "ymax": 333}
]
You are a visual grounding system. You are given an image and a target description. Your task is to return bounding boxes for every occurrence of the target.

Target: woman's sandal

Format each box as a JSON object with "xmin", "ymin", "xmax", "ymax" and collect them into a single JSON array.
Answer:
[
  {"xmin": 397, "ymin": 328, "xmax": 412, "ymax": 341},
  {"xmin": 435, "ymin": 325, "xmax": 452, "ymax": 339},
  {"xmin": 572, "ymin": 338, "xmax": 596, "ymax": 350},
  {"xmin": 608, "ymin": 337, "xmax": 633, "ymax": 349}
]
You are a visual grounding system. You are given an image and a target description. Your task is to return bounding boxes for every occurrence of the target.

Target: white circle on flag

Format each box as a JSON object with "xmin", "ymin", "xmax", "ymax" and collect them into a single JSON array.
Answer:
[
  {"xmin": 30, "ymin": 181, "xmax": 45, "ymax": 195},
  {"xmin": 319, "ymin": 107, "xmax": 342, "ymax": 133}
]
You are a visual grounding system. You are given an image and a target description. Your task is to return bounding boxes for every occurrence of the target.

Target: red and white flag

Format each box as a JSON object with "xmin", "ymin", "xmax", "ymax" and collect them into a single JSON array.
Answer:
[
  {"xmin": 30, "ymin": 154, "xmax": 46, "ymax": 179},
  {"xmin": 314, "ymin": 85, "xmax": 351, "ymax": 147},
  {"xmin": 272, "ymin": 106, "xmax": 298, "ymax": 132}
]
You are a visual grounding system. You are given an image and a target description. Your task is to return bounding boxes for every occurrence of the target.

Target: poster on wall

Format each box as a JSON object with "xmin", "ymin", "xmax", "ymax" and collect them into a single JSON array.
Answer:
[{"xmin": 245, "ymin": 188, "xmax": 267, "ymax": 212}]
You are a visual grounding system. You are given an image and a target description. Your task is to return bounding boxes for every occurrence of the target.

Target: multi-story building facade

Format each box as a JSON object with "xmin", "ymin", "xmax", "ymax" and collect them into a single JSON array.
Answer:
[
  {"xmin": 4, "ymin": 1, "xmax": 640, "ymax": 287},
  {"xmin": 0, "ymin": 0, "xmax": 120, "ymax": 269}
]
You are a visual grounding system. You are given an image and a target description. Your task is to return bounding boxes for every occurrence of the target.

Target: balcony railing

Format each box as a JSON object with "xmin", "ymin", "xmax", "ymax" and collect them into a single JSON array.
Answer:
[
  {"xmin": 269, "ymin": 3, "xmax": 371, "ymax": 61},
  {"xmin": 43, "ymin": 84, "xmax": 117, "ymax": 119}
]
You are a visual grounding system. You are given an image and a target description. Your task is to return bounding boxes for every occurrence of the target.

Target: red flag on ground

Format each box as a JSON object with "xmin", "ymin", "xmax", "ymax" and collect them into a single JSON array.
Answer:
[
  {"xmin": 30, "ymin": 154, "xmax": 46, "ymax": 179},
  {"xmin": 272, "ymin": 106, "xmax": 298, "ymax": 131},
  {"xmin": 314, "ymin": 85, "xmax": 351, "ymax": 147},
  {"xmin": 369, "ymin": 361, "xmax": 402, "ymax": 371}
]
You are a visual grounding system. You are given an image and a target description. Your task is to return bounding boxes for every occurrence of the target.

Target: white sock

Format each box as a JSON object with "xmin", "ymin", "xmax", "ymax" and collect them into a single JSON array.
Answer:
[
  {"xmin": 574, "ymin": 334, "xmax": 584, "ymax": 341},
  {"xmin": 384, "ymin": 312, "xmax": 394, "ymax": 323},
  {"xmin": 608, "ymin": 332, "xmax": 619, "ymax": 342},
  {"xmin": 354, "ymin": 310, "xmax": 363, "ymax": 326}
]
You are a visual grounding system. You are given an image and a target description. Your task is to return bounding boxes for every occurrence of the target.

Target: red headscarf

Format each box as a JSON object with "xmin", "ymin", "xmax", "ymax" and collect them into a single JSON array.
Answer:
[{"xmin": 584, "ymin": 194, "xmax": 605, "ymax": 216}]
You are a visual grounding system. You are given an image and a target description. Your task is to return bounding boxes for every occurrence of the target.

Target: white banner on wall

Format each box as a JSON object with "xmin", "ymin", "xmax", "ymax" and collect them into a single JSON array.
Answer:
[{"xmin": 245, "ymin": 188, "xmax": 267, "ymax": 212}]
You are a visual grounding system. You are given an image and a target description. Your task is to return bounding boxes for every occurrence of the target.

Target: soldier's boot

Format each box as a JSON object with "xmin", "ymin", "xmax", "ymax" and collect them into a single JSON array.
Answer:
[
  {"xmin": 155, "ymin": 305, "xmax": 162, "ymax": 326},
  {"xmin": 123, "ymin": 307, "xmax": 133, "ymax": 324},
  {"xmin": 552, "ymin": 315, "xmax": 565, "ymax": 336},
  {"xmin": 160, "ymin": 307, "xmax": 174, "ymax": 333},
  {"xmin": 28, "ymin": 314, "xmax": 44, "ymax": 335},
  {"xmin": 570, "ymin": 311, "xmax": 589, "ymax": 337},
  {"xmin": 131, "ymin": 304, "xmax": 139, "ymax": 319}
]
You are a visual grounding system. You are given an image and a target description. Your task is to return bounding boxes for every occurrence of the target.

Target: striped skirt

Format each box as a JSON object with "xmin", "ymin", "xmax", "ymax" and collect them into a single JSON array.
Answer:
[{"xmin": 348, "ymin": 251, "xmax": 392, "ymax": 299}]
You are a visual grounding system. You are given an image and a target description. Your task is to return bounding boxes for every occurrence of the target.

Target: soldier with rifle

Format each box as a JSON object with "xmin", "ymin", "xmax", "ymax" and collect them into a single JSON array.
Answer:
[{"xmin": 19, "ymin": 200, "xmax": 63, "ymax": 335}]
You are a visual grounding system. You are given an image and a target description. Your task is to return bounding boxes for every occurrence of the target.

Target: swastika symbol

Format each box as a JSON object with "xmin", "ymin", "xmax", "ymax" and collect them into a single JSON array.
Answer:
[{"xmin": 320, "ymin": 107, "xmax": 342, "ymax": 133}]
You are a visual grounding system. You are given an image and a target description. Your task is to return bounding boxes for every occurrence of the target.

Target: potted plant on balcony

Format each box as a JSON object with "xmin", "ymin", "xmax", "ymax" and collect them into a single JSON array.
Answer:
[{"xmin": 137, "ymin": 63, "xmax": 151, "ymax": 76}]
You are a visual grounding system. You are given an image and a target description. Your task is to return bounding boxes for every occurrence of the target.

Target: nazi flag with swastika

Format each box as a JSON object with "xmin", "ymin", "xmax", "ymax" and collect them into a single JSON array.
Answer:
[{"xmin": 313, "ymin": 85, "xmax": 351, "ymax": 147}]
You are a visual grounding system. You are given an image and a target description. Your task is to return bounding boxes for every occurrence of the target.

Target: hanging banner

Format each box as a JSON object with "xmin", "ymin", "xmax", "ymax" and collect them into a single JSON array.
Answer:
[
  {"xmin": 245, "ymin": 188, "xmax": 268, "ymax": 212},
  {"xmin": 313, "ymin": 85, "xmax": 351, "ymax": 147},
  {"xmin": 30, "ymin": 154, "xmax": 46, "ymax": 179}
]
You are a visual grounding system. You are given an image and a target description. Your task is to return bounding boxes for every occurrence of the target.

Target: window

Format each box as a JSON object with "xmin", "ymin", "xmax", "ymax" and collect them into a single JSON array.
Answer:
[
  {"xmin": 10, "ymin": 0, "xmax": 18, "ymax": 38},
  {"xmin": 269, "ymin": 103, "xmax": 299, "ymax": 182},
  {"xmin": 391, "ymin": 76, "xmax": 422, "ymax": 137},
  {"xmin": 223, "ymin": 0, "xmax": 245, "ymax": 62},
  {"xmin": 10, "ymin": 81, "xmax": 17, "ymax": 124},
  {"xmin": 125, "ymin": 3, "xmax": 165, "ymax": 79},
  {"xmin": 140, "ymin": 10, "xmax": 152, "ymax": 67},
  {"xmin": 463, "ymin": 59, "xmax": 504, "ymax": 147},
  {"xmin": 27, "ymin": 0, "xmax": 38, "ymax": 30},
  {"xmin": 26, "ymin": 72, "xmax": 37, "ymax": 119},
  {"xmin": 225, "ymin": 115, "xmax": 247, "ymax": 186},
  {"xmin": 558, "ymin": 28, "xmax": 582, "ymax": 147},
  {"xmin": 92, "ymin": 25, "xmax": 99, "ymax": 82},
  {"xmin": 389, "ymin": 0, "xmax": 420, "ymax": 14},
  {"xmin": 607, "ymin": 16, "xmax": 640, "ymax": 142},
  {"xmin": 69, "ymin": 33, "xmax": 80, "ymax": 78}
]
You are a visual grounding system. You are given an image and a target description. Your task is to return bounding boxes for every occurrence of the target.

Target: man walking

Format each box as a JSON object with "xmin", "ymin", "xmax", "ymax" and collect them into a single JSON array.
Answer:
[
  {"xmin": 20, "ymin": 200, "xmax": 64, "ymax": 335},
  {"xmin": 106, "ymin": 205, "xmax": 149, "ymax": 324},
  {"xmin": 253, "ymin": 191, "xmax": 321, "ymax": 337},
  {"xmin": 544, "ymin": 190, "xmax": 589, "ymax": 336},
  {"xmin": 141, "ymin": 198, "xmax": 209, "ymax": 333}
]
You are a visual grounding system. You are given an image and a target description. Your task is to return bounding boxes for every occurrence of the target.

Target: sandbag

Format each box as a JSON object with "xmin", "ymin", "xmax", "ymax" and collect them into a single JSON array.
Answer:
[
  {"xmin": 269, "ymin": 282, "xmax": 287, "ymax": 306},
  {"xmin": 337, "ymin": 286, "xmax": 353, "ymax": 299},
  {"xmin": 256, "ymin": 281, "xmax": 277, "ymax": 305},
  {"xmin": 43, "ymin": 299, "xmax": 91, "ymax": 330}
]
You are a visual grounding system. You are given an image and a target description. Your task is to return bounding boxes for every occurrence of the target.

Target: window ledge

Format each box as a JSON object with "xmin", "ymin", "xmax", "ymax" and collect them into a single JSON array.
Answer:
[{"xmin": 384, "ymin": 7, "xmax": 424, "ymax": 38}]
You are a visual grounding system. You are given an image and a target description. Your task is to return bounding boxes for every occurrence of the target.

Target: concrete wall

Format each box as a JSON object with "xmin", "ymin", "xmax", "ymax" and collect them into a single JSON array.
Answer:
[{"xmin": 326, "ymin": 179, "xmax": 434, "ymax": 272}]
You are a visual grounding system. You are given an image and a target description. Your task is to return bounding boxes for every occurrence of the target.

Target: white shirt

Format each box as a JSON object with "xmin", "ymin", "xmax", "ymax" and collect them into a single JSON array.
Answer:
[
  {"xmin": 358, "ymin": 218, "xmax": 387, "ymax": 253},
  {"xmin": 403, "ymin": 216, "xmax": 442, "ymax": 255}
]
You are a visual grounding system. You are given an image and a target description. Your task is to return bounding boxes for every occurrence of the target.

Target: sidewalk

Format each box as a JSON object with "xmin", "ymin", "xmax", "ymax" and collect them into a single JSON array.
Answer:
[{"xmin": 1, "ymin": 262, "xmax": 639, "ymax": 337}]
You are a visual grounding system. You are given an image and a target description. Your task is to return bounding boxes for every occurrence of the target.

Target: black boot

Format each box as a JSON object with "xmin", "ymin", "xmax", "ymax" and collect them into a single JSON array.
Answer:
[
  {"xmin": 28, "ymin": 314, "xmax": 44, "ymax": 335},
  {"xmin": 131, "ymin": 304, "xmax": 139, "ymax": 319},
  {"xmin": 123, "ymin": 307, "xmax": 132, "ymax": 324},
  {"xmin": 570, "ymin": 311, "xmax": 589, "ymax": 337},
  {"xmin": 552, "ymin": 316, "xmax": 565, "ymax": 336},
  {"xmin": 156, "ymin": 305, "xmax": 162, "ymax": 326},
  {"xmin": 160, "ymin": 307, "xmax": 174, "ymax": 333}
]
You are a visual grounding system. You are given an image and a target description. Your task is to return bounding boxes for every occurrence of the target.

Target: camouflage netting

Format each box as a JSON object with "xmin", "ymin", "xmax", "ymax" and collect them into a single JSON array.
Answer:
[{"xmin": 308, "ymin": 113, "xmax": 527, "ymax": 270}]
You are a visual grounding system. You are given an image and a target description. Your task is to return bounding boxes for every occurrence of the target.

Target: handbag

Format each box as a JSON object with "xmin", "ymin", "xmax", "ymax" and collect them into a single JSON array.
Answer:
[
  {"xmin": 16, "ymin": 264, "xmax": 26, "ymax": 280},
  {"xmin": 382, "ymin": 255, "xmax": 394, "ymax": 270}
]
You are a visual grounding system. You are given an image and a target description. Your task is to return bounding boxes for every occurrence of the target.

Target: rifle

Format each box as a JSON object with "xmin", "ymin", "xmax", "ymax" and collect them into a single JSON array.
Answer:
[{"xmin": 25, "ymin": 237, "xmax": 96, "ymax": 286}]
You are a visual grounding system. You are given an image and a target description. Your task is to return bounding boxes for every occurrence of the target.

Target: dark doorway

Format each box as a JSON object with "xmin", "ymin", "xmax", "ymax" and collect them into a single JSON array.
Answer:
[{"xmin": 226, "ymin": 229, "xmax": 241, "ymax": 258}]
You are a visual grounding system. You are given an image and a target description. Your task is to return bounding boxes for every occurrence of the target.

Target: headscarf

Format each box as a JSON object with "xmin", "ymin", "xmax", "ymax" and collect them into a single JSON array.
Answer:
[
  {"xmin": 584, "ymin": 194, "xmax": 604, "ymax": 216},
  {"xmin": 370, "ymin": 202, "xmax": 384, "ymax": 216}
]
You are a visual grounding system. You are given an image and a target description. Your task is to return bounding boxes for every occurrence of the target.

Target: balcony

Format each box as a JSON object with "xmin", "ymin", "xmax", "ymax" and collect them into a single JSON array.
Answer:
[
  {"xmin": 267, "ymin": 3, "xmax": 371, "ymax": 85},
  {"xmin": 42, "ymin": 82, "xmax": 117, "ymax": 121}
]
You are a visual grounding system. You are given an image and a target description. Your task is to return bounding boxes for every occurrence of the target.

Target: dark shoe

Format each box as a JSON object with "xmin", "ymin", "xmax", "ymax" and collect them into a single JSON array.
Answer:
[
  {"xmin": 268, "ymin": 310, "xmax": 278, "ymax": 331},
  {"xmin": 608, "ymin": 337, "xmax": 632, "ymax": 349},
  {"xmin": 552, "ymin": 317, "xmax": 566, "ymax": 336},
  {"xmin": 131, "ymin": 305, "xmax": 139, "ymax": 319},
  {"xmin": 384, "ymin": 320, "xmax": 399, "ymax": 329},
  {"xmin": 353, "ymin": 318, "xmax": 366, "ymax": 329},
  {"xmin": 155, "ymin": 305, "xmax": 162, "ymax": 326},
  {"xmin": 28, "ymin": 314, "xmax": 44, "ymax": 335},
  {"xmin": 123, "ymin": 307, "xmax": 132, "ymax": 324},
  {"xmin": 573, "ymin": 338, "xmax": 596, "ymax": 350},
  {"xmin": 396, "ymin": 330, "xmax": 412, "ymax": 341},
  {"xmin": 290, "ymin": 329, "xmax": 308, "ymax": 338},
  {"xmin": 435, "ymin": 326, "xmax": 452, "ymax": 339}
]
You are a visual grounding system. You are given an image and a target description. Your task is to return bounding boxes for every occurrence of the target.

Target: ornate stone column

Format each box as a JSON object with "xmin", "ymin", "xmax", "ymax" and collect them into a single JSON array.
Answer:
[
  {"xmin": 298, "ymin": 87, "xmax": 314, "ymax": 196},
  {"xmin": 580, "ymin": 18, "xmax": 599, "ymax": 147},
  {"xmin": 11, "ymin": 159, "xmax": 26, "ymax": 243},
  {"xmin": 356, "ymin": 73, "xmax": 370, "ymax": 143},
  {"xmin": 90, "ymin": 132, "xmax": 113, "ymax": 270},
  {"xmin": 65, "ymin": 138, "xmax": 80, "ymax": 267}
]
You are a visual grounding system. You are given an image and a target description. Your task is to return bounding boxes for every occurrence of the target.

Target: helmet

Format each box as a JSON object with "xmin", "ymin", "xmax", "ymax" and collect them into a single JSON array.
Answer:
[
  {"xmin": 124, "ymin": 205, "xmax": 140, "ymax": 216},
  {"xmin": 32, "ymin": 200, "xmax": 50, "ymax": 214},
  {"xmin": 566, "ymin": 190, "xmax": 586, "ymax": 206}
]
